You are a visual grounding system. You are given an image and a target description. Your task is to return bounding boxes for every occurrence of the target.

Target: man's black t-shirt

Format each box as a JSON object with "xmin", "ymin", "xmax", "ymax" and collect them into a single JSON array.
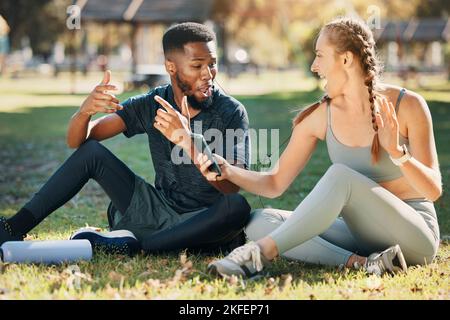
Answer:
[{"xmin": 116, "ymin": 84, "xmax": 250, "ymax": 213}]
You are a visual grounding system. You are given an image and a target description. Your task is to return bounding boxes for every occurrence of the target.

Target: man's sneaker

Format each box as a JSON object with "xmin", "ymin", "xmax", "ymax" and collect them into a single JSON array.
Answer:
[
  {"xmin": 70, "ymin": 227, "xmax": 141, "ymax": 256},
  {"xmin": 0, "ymin": 217, "xmax": 24, "ymax": 246},
  {"xmin": 359, "ymin": 244, "xmax": 407, "ymax": 276},
  {"xmin": 207, "ymin": 241, "xmax": 270, "ymax": 279}
]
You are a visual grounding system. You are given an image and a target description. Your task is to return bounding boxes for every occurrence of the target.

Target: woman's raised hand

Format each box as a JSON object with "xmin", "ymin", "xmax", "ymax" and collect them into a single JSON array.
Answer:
[{"xmin": 374, "ymin": 95, "xmax": 402, "ymax": 157}]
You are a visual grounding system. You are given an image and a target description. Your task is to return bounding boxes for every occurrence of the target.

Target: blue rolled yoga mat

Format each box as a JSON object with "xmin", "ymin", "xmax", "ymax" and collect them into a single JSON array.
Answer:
[{"xmin": 0, "ymin": 240, "xmax": 92, "ymax": 264}]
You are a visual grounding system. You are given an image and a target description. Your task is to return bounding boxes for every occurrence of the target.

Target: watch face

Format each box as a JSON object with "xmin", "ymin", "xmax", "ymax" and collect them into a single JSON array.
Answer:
[{"xmin": 390, "ymin": 144, "xmax": 411, "ymax": 166}]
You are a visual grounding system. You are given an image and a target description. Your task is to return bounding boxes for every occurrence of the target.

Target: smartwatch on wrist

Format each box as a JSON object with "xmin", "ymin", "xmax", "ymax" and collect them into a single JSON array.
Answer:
[{"xmin": 389, "ymin": 144, "xmax": 411, "ymax": 166}]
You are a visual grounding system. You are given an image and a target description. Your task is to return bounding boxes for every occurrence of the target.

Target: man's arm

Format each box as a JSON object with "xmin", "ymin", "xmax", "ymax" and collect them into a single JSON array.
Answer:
[
  {"xmin": 66, "ymin": 71, "xmax": 125, "ymax": 148},
  {"xmin": 67, "ymin": 113, "xmax": 128, "ymax": 148}
]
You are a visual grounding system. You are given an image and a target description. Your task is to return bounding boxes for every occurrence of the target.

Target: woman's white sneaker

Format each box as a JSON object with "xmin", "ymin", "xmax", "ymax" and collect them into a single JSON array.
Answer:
[
  {"xmin": 358, "ymin": 244, "xmax": 408, "ymax": 276},
  {"xmin": 207, "ymin": 241, "xmax": 270, "ymax": 278}
]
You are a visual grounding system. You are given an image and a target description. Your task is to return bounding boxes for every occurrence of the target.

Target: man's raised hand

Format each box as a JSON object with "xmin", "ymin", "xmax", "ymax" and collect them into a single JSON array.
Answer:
[
  {"xmin": 79, "ymin": 70, "xmax": 123, "ymax": 116},
  {"xmin": 154, "ymin": 95, "xmax": 192, "ymax": 149}
]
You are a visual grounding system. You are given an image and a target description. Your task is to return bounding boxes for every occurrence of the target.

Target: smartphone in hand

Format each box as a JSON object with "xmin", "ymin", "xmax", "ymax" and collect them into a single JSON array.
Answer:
[{"xmin": 191, "ymin": 133, "xmax": 222, "ymax": 176}]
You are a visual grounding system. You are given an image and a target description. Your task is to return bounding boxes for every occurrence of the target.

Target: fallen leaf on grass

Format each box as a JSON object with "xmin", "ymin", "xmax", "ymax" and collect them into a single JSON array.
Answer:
[
  {"xmin": 264, "ymin": 277, "xmax": 277, "ymax": 295},
  {"xmin": 279, "ymin": 274, "xmax": 293, "ymax": 291},
  {"xmin": 167, "ymin": 253, "xmax": 194, "ymax": 286},
  {"xmin": 145, "ymin": 278, "xmax": 161, "ymax": 289},
  {"xmin": 362, "ymin": 276, "xmax": 384, "ymax": 292},
  {"xmin": 338, "ymin": 288, "xmax": 353, "ymax": 299},
  {"xmin": 410, "ymin": 283, "xmax": 423, "ymax": 293},
  {"xmin": 64, "ymin": 266, "xmax": 93, "ymax": 290},
  {"xmin": 324, "ymin": 273, "xmax": 335, "ymax": 284},
  {"xmin": 0, "ymin": 262, "xmax": 11, "ymax": 274},
  {"xmin": 108, "ymin": 271, "xmax": 125, "ymax": 283}
]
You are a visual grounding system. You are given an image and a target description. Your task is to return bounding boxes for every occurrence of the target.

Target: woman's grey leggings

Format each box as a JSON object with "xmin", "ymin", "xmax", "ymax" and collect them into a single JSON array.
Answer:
[{"xmin": 245, "ymin": 164, "xmax": 440, "ymax": 266}]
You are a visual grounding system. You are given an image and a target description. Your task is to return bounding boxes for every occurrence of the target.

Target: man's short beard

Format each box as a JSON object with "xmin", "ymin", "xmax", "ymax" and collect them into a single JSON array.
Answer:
[{"xmin": 175, "ymin": 73, "xmax": 213, "ymax": 111}]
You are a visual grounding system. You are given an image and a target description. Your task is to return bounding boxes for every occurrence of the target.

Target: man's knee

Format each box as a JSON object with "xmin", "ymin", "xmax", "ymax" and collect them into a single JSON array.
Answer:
[
  {"xmin": 221, "ymin": 193, "xmax": 251, "ymax": 226},
  {"xmin": 74, "ymin": 139, "xmax": 108, "ymax": 161},
  {"xmin": 77, "ymin": 139, "xmax": 102, "ymax": 152}
]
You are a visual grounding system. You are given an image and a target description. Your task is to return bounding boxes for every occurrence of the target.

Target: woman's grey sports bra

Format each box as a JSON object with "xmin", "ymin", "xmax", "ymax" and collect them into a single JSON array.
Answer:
[{"xmin": 326, "ymin": 88, "xmax": 408, "ymax": 183}]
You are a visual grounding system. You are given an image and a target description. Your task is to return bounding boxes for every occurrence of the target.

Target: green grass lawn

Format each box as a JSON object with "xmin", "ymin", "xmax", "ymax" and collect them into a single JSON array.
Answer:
[{"xmin": 0, "ymin": 75, "xmax": 449, "ymax": 299}]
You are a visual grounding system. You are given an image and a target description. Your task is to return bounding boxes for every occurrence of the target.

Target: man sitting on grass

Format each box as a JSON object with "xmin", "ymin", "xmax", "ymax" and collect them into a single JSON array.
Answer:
[{"xmin": 0, "ymin": 22, "xmax": 251, "ymax": 256}]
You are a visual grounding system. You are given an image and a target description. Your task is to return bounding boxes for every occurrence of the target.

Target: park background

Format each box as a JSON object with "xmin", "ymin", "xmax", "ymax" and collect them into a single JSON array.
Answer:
[{"xmin": 0, "ymin": 0, "xmax": 449, "ymax": 299}]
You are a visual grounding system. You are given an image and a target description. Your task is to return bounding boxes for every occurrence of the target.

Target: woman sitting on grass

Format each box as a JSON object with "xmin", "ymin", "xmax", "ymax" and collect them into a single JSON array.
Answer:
[{"xmin": 198, "ymin": 17, "xmax": 442, "ymax": 278}]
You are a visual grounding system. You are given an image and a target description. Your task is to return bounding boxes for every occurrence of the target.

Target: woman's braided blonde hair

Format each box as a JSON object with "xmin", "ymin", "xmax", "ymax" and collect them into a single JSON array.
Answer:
[{"xmin": 293, "ymin": 17, "xmax": 382, "ymax": 163}]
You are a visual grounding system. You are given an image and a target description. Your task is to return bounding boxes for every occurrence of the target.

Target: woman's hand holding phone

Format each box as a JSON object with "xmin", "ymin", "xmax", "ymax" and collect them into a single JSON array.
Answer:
[{"xmin": 197, "ymin": 153, "xmax": 230, "ymax": 182}]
